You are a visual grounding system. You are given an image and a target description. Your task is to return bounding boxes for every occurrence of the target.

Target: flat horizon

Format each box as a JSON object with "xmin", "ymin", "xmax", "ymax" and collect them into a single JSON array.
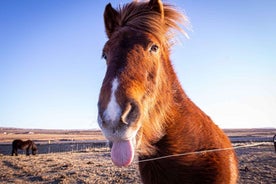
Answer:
[{"xmin": 1, "ymin": 126, "xmax": 275, "ymax": 131}]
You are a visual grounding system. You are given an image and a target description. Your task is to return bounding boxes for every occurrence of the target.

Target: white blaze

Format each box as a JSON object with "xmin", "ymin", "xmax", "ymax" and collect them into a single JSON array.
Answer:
[{"xmin": 103, "ymin": 78, "xmax": 121, "ymax": 124}]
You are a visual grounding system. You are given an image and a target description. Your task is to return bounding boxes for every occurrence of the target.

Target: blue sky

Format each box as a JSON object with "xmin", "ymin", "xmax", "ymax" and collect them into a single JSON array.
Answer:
[{"xmin": 0, "ymin": 0, "xmax": 275, "ymax": 129}]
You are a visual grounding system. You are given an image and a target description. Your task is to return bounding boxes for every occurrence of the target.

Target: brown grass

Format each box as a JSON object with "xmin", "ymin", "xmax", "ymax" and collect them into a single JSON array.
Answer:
[
  {"xmin": 0, "ymin": 147, "xmax": 140, "ymax": 184},
  {"xmin": 0, "ymin": 128, "xmax": 105, "ymax": 143},
  {"xmin": 0, "ymin": 144, "xmax": 275, "ymax": 184},
  {"xmin": 0, "ymin": 128, "xmax": 275, "ymax": 183}
]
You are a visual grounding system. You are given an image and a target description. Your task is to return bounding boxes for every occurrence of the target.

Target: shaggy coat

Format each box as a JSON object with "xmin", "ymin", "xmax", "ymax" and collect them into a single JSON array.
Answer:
[
  {"xmin": 11, "ymin": 139, "xmax": 38, "ymax": 156},
  {"xmin": 97, "ymin": 0, "xmax": 238, "ymax": 183}
]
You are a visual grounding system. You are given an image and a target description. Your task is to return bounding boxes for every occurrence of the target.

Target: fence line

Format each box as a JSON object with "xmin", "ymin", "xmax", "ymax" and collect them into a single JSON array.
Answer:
[{"xmin": 135, "ymin": 142, "xmax": 269, "ymax": 164}]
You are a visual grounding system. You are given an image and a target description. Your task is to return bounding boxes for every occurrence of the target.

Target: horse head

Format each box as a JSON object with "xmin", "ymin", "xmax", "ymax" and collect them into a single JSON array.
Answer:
[{"xmin": 97, "ymin": 0, "xmax": 187, "ymax": 167}]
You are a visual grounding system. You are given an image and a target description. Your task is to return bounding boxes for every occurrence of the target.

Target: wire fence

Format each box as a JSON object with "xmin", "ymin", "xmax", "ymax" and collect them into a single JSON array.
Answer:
[
  {"xmin": 0, "ymin": 140, "xmax": 109, "ymax": 155},
  {"xmin": 1, "ymin": 135, "xmax": 275, "ymax": 156}
]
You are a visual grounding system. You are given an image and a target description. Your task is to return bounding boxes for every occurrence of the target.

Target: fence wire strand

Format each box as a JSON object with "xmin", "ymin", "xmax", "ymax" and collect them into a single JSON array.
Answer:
[{"xmin": 135, "ymin": 142, "xmax": 267, "ymax": 163}]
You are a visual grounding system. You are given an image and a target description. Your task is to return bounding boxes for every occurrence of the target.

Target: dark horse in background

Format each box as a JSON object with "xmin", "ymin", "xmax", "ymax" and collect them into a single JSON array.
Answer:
[
  {"xmin": 11, "ymin": 139, "xmax": 38, "ymax": 156},
  {"xmin": 97, "ymin": 0, "xmax": 238, "ymax": 183}
]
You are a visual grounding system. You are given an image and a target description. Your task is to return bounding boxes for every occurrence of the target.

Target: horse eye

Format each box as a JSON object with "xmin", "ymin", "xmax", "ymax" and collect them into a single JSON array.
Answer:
[
  {"xmin": 150, "ymin": 44, "xmax": 159, "ymax": 53},
  {"xmin": 102, "ymin": 52, "xmax": 107, "ymax": 60}
]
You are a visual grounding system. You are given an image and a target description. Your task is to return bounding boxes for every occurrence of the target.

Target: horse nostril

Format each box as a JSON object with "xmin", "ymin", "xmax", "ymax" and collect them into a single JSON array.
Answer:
[
  {"xmin": 120, "ymin": 101, "xmax": 140, "ymax": 125},
  {"xmin": 121, "ymin": 103, "xmax": 132, "ymax": 124}
]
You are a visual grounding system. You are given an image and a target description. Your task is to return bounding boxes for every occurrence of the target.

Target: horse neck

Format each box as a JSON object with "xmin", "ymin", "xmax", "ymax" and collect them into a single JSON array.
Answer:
[
  {"xmin": 138, "ymin": 58, "xmax": 189, "ymax": 156},
  {"xmin": 145, "ymin": 65, "xmax": 224, "ymax": 156},
  {"xmin": 157, "ymin": 58, "xmax": 188, "ymax": 120}
]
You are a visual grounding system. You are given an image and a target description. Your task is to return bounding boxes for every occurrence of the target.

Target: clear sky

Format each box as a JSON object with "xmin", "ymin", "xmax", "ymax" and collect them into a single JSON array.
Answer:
[{"xmin": 0, "ymin": 0, "xmax": 275, "ymax": 129}]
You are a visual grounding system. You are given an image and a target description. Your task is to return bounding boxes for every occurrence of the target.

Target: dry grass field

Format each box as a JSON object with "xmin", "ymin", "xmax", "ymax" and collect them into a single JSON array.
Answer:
[
  {"xmin": 0, "ymin": 128, "xmax": 105, "ymax": 143},
  {"xmin": 0, "ymin": 128, "xmax": 275, "ymax": 184}
]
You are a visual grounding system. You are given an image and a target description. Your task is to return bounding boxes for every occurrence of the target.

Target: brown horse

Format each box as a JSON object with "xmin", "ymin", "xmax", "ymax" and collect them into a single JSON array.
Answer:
[
  {"xmin": 11, "ymin": 139, "xmax": 38, "ymax": 156},
  {"xmin": 97, "ymin": 0, "xmax": 238, "ymax": 183}
]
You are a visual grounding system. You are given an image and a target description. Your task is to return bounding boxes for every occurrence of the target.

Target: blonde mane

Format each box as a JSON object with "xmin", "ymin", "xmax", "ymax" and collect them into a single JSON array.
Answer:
[{"xmin": 115, "ymin": 1, "xmax": 189, "ymax": 47}]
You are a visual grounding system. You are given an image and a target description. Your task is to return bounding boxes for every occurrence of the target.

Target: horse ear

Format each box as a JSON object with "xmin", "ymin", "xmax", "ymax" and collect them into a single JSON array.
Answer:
[
  {"xmin": 104, "ymin": 3, "xmax": 119, "ymax": 38},
  {"xmin": 148, "ymin": 0, "xmax": 164, "ymax": 20}
]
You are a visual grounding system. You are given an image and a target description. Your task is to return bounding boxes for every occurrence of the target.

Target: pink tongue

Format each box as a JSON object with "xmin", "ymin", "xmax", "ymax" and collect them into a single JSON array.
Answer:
[{"xmin": 111, "ymin": 140, "xmax": 134, "ymax": 167}]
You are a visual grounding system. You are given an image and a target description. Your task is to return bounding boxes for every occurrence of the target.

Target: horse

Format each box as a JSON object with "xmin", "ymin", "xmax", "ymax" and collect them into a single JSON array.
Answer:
[
  {"xmin": 97, "ymin": 0, "xmax": 238, "ymax": 183},
  {"xmin": 11, "ymin": 139, "xmax": 38, "ymax": 156}
]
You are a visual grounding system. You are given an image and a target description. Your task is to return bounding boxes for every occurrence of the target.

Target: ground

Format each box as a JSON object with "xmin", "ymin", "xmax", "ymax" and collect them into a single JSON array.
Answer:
[{"xmin": 0, "ymin": 128, "xmax": 275, "ymax": 183}]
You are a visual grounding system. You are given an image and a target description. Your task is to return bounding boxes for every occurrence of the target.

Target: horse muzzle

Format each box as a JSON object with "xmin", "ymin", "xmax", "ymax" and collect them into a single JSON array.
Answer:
[{"xmin": 98, "ymin": 100, "xmax": 140, "ymax": 139}]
